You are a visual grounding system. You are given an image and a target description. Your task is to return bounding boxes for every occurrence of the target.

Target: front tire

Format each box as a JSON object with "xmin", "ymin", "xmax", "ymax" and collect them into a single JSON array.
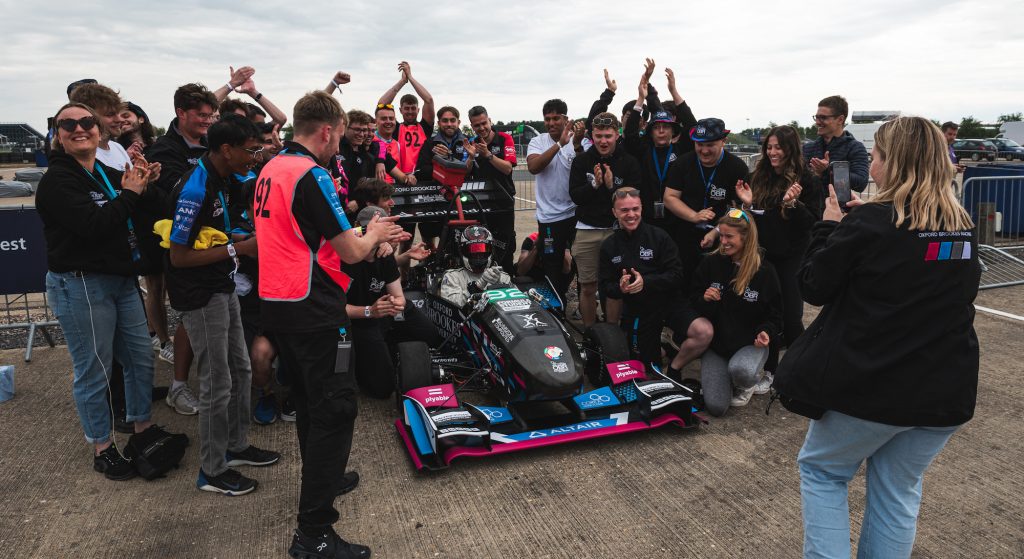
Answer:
[
  {"xmin": 583, "ymin": 323, "xmax": 630, "ymax": 387},
  {"xmin": 971, "ymin": 152, "xmax": 981, "ymax": 162},
  {"xmin": 395, "ymin": 341, "xmax": 433, "ymax": 410}
]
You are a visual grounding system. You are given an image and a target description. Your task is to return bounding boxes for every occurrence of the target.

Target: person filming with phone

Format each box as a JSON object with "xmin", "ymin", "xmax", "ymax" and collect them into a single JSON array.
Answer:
[{"xmin": 774, "ymin": 116, "xmax": 981, "ymax": 558}]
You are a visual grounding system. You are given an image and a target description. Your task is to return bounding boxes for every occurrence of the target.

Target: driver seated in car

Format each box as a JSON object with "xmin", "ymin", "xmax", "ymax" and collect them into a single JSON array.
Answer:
[{"xmin": 440, "ymin": 225, "xmax": 511, "ymax": 308}]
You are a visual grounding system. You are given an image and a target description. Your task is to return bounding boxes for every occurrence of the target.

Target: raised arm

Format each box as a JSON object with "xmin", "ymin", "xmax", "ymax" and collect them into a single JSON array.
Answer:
[
  {"xmin": 236, "ymin": 77, "xmax": 287, "ymax": 126},
  {"xmin": 323, "ymin": 70, "xmax": 351, "ymax": 95},
  {"xmin": 378, "ymin": 63, "xmax": 409, "ymax": 106},
  {"xmin": 402, "ymin": 62, "xmax": 435, "ymax": 127},
  {"xmin": 213, "ymin": 66, "xmax": 254, "ymax": 103}
]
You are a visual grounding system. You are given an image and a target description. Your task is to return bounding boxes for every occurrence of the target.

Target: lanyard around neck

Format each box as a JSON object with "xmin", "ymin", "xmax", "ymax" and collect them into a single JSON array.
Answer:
[
  {"xmin": 652, "ymin": 145, "xmax": 673, "ymax": 184},
  {"xmin": 197, "ymin": 159, "xmax": 233, "ymax": 244},
  {"xmin": 699, "ymin": 150, "xmax": 725, "ymax": 208},
  {"xmin": 82, "ymin": 164, "xmax": 141, "ymax": 261}
]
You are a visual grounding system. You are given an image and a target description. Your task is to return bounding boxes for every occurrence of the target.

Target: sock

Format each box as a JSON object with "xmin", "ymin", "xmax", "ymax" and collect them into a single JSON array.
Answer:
[{"xmin": 172, "ymin": 380, "xmax": 186, "ymax": 392}]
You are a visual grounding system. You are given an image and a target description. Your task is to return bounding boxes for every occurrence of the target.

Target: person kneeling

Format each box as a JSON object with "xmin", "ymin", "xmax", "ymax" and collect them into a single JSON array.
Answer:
[
  {"xmin": 346, "ymin": 206, "xmax": 439, "ymax": 399},
  {"xmin": 599, "ymin": 187, "xmax": 712, "ymax": 378},
  {"xmin": 691, "ymin": 209, "xmax": 782, "ymax": 416},
  {"xmin": 439, "ymin": 225, "xmax": 510, "ymax": 308}
]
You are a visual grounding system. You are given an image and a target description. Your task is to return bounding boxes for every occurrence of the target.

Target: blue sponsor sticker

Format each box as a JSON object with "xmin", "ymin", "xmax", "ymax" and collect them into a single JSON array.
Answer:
[
  {"xmin": 573, "ymin": 386, "xmax": 621, "ymax": 411},
  {"xmin": 475, "ymin": 406, "xmax": 514, "ymax": 425},
  {"xmin": 501, "ymin": 417, "xmax": 622, "ymax": 442}
]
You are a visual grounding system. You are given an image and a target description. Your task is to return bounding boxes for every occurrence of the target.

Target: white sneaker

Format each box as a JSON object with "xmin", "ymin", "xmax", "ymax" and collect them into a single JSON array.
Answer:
[
  {"xmin": 158, "ymin": 341, "xmax": 175, "ymax": 365},
  {"xmin": 752, "ymin": 371, "xmax": 774, "ymax": 395},
  {"xmin": 730, "ymin": 385, "xmax": 755, "ymax": 407},
  {"xmin": 151, "ymin": 336, "xmax": 162, "ymax": 352},
  {"xmin": 166, "ymin": 384, "xmax": 200, "ymax": 415}
]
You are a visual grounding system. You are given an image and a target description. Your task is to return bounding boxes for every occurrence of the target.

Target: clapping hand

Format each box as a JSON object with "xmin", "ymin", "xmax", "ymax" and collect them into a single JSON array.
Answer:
[
  {"xmin": 809, "ymin": 151, "xmax": 830, "ymax": 176},
  {"xmin": 754, "ymin": 331, "xmax": 770, "ymax": 348},
  {"xmin": 703, "ymin": 286, "xmax": 721, "ymax": 302},
  {"xmin": 736, "ymin": 180, "xmax": 753, "ymax": 206}
]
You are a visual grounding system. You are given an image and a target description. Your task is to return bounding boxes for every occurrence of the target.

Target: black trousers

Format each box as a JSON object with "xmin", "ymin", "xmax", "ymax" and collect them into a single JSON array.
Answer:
[
  {"xmin": 537, "ymin": 216, "xmax": 577, "ymax": 303},
  {"xmin": 765, "ymin": 250, "xmax": 806, "ymax": 372},
  {"xmin": 619, "ymin": 299, "xmax": 701, "ymax": 369},
  {"xmin": 275, "ymin": 329, "xmax": 357, "ymax": 530},
  {"xmin": 352, "ymin": 306, "xmax": 439, "ymax": 399},
  {"xmin": 487, "ymin": 210, "xmax": 516, "ymax": 276}
]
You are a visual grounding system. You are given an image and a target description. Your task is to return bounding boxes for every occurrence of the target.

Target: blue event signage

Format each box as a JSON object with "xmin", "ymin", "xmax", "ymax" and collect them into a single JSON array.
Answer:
[{"xmin": 0, "ymin": 208, "xmax": 48, "ymax": 295}]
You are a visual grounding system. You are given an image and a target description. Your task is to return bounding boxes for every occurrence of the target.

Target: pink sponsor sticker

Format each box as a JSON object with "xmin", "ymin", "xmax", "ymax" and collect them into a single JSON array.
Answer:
[
  {"xmin": 606, "ymin": 360, "xmax": 647, "ymax": 385},
  {"xmin": 405, "ymin": 384, "xmax": 459, "ymax": 408}
]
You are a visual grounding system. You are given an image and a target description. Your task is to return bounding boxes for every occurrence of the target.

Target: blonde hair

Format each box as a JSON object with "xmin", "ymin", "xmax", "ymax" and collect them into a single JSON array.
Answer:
[
  {"xmin": 50, "ymin": 102, "xmax": 101, "ymax": 153},
  {"xmin": 716, "ymin": 211, "xmax": 762, "ymax": 296},
  {"xmin": 869, "ymin": 116, "xmax": 973, "ymax": 231}
]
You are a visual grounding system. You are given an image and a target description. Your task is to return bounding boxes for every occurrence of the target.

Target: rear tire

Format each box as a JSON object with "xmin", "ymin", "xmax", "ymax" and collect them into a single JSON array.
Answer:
[
  {"xmin": 395, "ymin": 341, "xmax": 433, "ymax": 410},
  {"xmin": 987, "ymin": 155, "xmax": 995, "ymax": 162},
  {"xmin": 971, "ymin": 153, "xmax": 981, "ymax": 162},
  {"xmin": 583, "ymin": 323, "xmax": 630, "ymax": 387}
]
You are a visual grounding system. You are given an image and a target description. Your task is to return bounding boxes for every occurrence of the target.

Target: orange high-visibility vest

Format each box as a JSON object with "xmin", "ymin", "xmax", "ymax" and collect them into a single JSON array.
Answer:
[
  {"xmin": 397, "ymin": 122, "xmax": 427, "ymax": 174},
  {"xmin": 254, "ymin": 152, "xmax": 351, "ymax": 301}
]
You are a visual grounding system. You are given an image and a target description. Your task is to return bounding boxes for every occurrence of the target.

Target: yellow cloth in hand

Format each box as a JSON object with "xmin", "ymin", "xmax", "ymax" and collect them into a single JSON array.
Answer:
[{"xmin": 153, "ymin": 219, "xmax": 229, "ymax": 250}]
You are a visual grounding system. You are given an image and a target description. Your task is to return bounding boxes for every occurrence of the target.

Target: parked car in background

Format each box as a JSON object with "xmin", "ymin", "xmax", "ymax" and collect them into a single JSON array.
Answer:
[
  {"xmin": 951, "ymin": 139, "xmax": 998, "ymax": 162},
  {"xmin": 988, "ymin": 138, "xmax": 1024, "ymax": 161}
]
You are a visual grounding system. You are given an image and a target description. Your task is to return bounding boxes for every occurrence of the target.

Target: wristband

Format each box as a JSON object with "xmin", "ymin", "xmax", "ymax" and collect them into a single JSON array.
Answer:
[
  {"xmin": 226, "ymin": 82, "xmax": 235, "ymax": 92},
  {"xmin": 254, "ymin": 92, "xmax": 263, "ymax": 101},
  {"xmin": 226, "ymin": 244, "xmax": 237, "ymax": 258},
  {"xmin": 364, "ymin": 306, "xmax": 372, "ymax": 318},
  {"xmin": 332, "ymin": 80, "xmax": 343, "ymax": 90}
]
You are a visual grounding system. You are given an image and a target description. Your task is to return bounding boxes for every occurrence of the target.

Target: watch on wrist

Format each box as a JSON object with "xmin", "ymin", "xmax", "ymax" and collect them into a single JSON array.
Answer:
[
  {"xmin": 254, "ymin": 92, "xmax": 263, "ymax": 101},
  {"xmin": 226, "ymin": 244, "xmax": 237, "ymax": 258},
  {"xmin": 364, "ymin": 306, "xmax": 372, "ymax": 318}
]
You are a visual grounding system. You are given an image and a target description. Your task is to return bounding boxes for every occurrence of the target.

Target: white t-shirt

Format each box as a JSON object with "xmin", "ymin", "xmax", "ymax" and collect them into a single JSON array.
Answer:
[
  {"xmin": 96, "ymin": 141, "xmax": 132, "ymax": 171},
  {"xmin": 527, "ymin": 133, "xmax": 580, "ymax": 223}
]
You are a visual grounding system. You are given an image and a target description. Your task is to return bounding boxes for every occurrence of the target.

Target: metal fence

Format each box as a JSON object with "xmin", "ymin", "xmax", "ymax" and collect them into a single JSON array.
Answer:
[
  {"xmin": 960, "ymin": 176, "xmax": 1024, "ymax": 289},
  {"xmin": 1, "ymin": 293, "xmax": 58, "ymax": 361}
]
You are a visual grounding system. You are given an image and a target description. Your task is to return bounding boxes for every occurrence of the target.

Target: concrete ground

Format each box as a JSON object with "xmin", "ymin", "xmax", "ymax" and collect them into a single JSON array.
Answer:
[{"xmin": 1, "ymin": 278, "xmax": 1023, "ymax": 558}]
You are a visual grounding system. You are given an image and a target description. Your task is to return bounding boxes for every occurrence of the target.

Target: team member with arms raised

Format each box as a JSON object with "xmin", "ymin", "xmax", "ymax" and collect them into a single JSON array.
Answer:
[
  {"xmin": 568, "ymin": 112, "xmax": 642, "ymax": 327},
  {"xmin": 256, "ymin": 91, "xmax": 403, "ymax": 559},
  {"xmin": 378, "ymin": 61, "xmax": 435, "ymax": 175}
]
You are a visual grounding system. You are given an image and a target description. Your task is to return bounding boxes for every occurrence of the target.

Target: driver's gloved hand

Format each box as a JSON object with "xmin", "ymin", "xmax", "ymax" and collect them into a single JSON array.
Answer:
[{"xmin": 475, "ymin": 266, "xmax": 503, "ymax": 291}]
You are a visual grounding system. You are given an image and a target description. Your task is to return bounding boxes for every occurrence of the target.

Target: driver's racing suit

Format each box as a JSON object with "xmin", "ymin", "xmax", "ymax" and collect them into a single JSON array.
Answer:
[{"xmin": 440, "ymin": 266, "xmax": 511, "ymax": 307}]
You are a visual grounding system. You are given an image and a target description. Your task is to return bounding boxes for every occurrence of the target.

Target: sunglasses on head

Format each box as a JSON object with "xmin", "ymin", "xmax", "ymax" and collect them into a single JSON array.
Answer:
[
  {"xmin": 726, "ymin": 208, "xmax": 750, "ymax": 223},
  {"xmin": 612, "ymin": 187, "xmax": 640, "ymax": 199},
  {"xmin": 57, "ymin": 117, "xmax": 98, "ymax": 133},
  {"xmin": 592, "ymin": 116, "xmax": 615, "ymax": 127},
  {"xmin": 377, "ymin": 103, "xmax": 394, "ymax": 110}
]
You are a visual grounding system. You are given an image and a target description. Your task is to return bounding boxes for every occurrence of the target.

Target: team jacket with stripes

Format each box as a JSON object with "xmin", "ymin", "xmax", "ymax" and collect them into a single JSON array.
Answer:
[{"xmin": 774, "ymin": 202, "xmax": 981, "ymax": 426}]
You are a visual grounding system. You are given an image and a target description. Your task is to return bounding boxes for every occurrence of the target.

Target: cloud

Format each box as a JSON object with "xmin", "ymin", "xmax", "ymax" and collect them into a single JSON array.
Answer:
[{"xmin": 2, "ymin": 0, "xmax": 1022, "ymax": 135}]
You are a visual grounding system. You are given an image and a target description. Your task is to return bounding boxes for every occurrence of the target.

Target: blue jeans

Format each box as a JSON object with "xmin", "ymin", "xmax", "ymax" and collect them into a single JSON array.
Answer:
[
  {"xmin": 46, "ymin": 271, "xmax": 153, "ymax": 444},
  {"xmin": 797, "ymin": 411, "xmax": 960, "ymax": 559}
]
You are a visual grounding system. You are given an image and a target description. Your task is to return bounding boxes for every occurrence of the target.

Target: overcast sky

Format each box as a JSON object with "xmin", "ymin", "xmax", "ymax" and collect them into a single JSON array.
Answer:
[{"xmin": 2, "ymin": 0, "xmax": 1022, "ymax": 135}]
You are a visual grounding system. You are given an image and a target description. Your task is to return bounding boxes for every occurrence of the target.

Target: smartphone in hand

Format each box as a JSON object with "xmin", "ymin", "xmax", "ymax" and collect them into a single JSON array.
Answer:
[{"xmin": 831, "ymin": 161, "xmax": 851, "ymax": 211}]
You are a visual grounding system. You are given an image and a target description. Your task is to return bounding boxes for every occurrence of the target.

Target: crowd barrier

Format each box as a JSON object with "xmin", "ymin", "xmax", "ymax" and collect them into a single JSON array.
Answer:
[
  {"xmin": 960, "ymin": 174, "xmax": 1024, "ymax": 289},
  {"xmin": 0, "ymin": 206, "xmax": 57, "ymax": 361}
]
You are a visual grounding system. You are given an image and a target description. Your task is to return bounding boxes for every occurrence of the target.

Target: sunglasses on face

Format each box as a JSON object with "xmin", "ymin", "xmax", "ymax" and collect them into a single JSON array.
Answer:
[
  {"xmin": 726, "ymin": 208, "xmax": 750, "ymax": 222},
  {"xmin": 57, "ymin": 117, "xmax": 98, "ymax": 133}
]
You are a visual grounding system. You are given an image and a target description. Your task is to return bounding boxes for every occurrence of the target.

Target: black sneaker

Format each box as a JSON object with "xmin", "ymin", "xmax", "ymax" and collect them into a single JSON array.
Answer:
[
  {"xmin": 226, "ymin": 445, "xmax": 281, "ymax": 467},
  {"xmin": 280, "ymin": 397, "xmax": 296, "ymax": 422},
  {"xmin": 197, "ymin": 468, "xmax": 257, "ymax": 496},
  {"xmin": 335, "ymin": 471, "xmax": 359, "ymax": 496},
  {"xmin": 288, "ymin": 527, "xmax": 370, "ymax": 559},
  {"xmin": 94, "ymin": 444, "xmax": 136, "ymax": 481}
]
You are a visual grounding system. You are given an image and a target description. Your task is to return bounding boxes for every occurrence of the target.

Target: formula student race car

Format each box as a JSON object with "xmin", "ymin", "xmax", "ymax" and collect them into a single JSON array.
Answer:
[{"xmin": 392, "ymin": 189, "xmax": 704, "ymax": 471}]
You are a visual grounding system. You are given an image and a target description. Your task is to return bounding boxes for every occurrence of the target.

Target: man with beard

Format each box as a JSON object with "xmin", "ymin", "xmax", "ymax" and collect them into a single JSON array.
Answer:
[
  {"xmin": 378, "ymin": 61, "xmax": 435, "ymax": 175},
  {"xmin": 467, "ymin": 105, "xmax": 517, "ymax": 274}
]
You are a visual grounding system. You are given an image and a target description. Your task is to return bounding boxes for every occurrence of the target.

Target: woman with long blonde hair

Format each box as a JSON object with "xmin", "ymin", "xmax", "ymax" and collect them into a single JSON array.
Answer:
[
  {"xmin": 773, "ymin": 116, "xmax": 979, "ymax": 558},
  {"xmin": 690, "ymin": 208, "xmax": 782, "ymax": 416}
]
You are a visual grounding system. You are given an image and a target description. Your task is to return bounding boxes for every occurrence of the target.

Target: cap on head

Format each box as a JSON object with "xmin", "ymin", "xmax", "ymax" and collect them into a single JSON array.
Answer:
[
  {"xmin": 690, "ymin": 118, "xmax": 730, "ymax": 142},
  {"xmin": 67, "ymin": 78, "xmax": 97, "ymax": 98}
]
